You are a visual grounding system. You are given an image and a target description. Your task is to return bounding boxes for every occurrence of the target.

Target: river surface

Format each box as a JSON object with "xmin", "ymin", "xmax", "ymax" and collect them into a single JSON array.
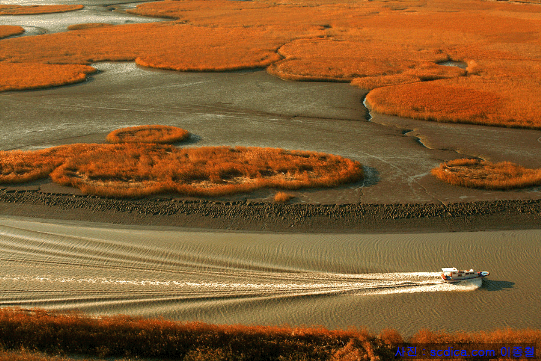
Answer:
[{"xmin": 0, "ymin": 216, "xmax": 539, "ymax": 336}]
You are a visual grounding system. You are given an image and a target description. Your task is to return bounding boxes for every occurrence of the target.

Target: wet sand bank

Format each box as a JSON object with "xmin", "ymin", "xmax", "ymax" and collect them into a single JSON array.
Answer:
[{"xmin": 1, "ymin": 188, "xmax": 539, "ymax": 233}]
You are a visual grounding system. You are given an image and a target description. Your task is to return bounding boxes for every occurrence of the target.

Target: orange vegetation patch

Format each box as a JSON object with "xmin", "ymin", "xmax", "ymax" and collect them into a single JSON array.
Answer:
[
  {"xmin": 365, "ymin": 59, "xmax": 541, "ymax": 129},
  {"xmin": 0, "ymin": 63, "xmax": 96, "ymax": 92},
  {"xmin": 1, "ymin": 0, "xmax": 541, "ymax": 128},
  {"xmin": 273, "ymin": 191, "xmax": 295, "ymax": 203},
  {"xmin": 0, "ymin": 130, "xmax": 363, "ymax": 197},
  {"xmin": 0, "ymin": 350, "xmax": 77, "ymax": 361},
  {"xmin": 106, "ymin": 125, "xmax": 190, "ymax": 144},
  {"xmin": 365, "ymin": 81, "xmax": 502, "ymax": 125},
  {"xmin": 49, "ymin": 144, "xmax": 363, "ymax": 197},
  {"xmin": 0, "ymin": 25, "xmax": 24, "ymax": 39},
  {"xmin": 0, "ymin": 5, "xmax": 83, "ymax": 15},
  {"xmin": 431, "ymin": 158, "xmax": 541, "ymax": 190},
  {"xmin": 0, "ymin": 22, "xmax": 290, "ymax": 70},
  {"xmin": 0, "ymin": 308, "xmax": 392, "ymax": 360},
  {"xmin": 0, "ymin": 144, "xmax": 102, "ymax": 184},
  {"xmin": 0, "ymin": 308, "xmax": 539, "ymax": 361},
  {"xmin": 268, "ymin": 38, "xmax": 449, "ymax": 82}
]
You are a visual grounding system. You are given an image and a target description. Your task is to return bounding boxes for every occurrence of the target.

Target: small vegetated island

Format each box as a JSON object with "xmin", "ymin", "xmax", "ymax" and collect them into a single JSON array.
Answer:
[
  {"xmin": 0, "ymin": 125, "xmax": 363, "ymax": 198},
  {"xmin": 432, "ymin": 158, "xmax": 541, "ymax": 190}
]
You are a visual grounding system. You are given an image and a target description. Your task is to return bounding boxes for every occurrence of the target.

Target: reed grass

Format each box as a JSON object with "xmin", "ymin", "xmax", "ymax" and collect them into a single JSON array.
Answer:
[
  {"xmin": 0, "ymin": 308, "xmax": 538, "ymax": 361},
  {"xmin": 268, "ymin": 38, "xmax": 448, "ymax": 82},
  {"xmin": 49, "ymin": 144, "xmax": 364, "ymax": 197},
  {"xmin": 0, "ymin": 350, "xmax": 98, "ymax": 361},
  {"xmin": 431, "ymin": 158, "xmax": 541, "ymax": 190},
  {"xmin": 0, "ymin": 144, "xmax": 100, "ymax": 184},
  {"xmin": 0, "ymin": 63, "xmax": 96, "ymax": 92},
  {"xmin": 0, "ymin": 129, "xmax": 363, "ymax": 197},
  {"xmin": 1, "ymin": 0, "xmax": 541, "ymax": 128},
  {"xmin": 0, "ymin": 25, "xmax": 24, "ymax": 39},
  {"xmin": 0, "ymin": 5, "xmax": 83, "ymax": 15},
  {"xmin": 106, "ymin": 125, "xmax": 190, "ymax": 144},
  {"xmin": 0, "ymin": 22, "xmax": 289, "ymax": 71},
  {"xmin": 273, "ymin": 191, "xmax": 295, "ymax": 203},
  {"xmin": 364, "ymin": 60, "xmax": 541, "ymax": 129},
  {"xmin": 365, "ymin": 82, "xmax": 504, "ymax": 126},
  {"xmin": 0, "ymin": 308, "xmax": 389, "ymax": 361}
]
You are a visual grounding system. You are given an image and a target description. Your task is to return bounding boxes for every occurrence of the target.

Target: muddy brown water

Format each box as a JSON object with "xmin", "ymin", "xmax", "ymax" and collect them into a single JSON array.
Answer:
[{"xmin": 0, "ymin": 216, "xmax": 539, "ymax": 336}]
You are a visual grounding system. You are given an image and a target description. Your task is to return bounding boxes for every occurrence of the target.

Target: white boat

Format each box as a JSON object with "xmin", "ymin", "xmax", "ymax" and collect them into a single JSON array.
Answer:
[{"xmin": 441, "ymin": 267, "xmax": 490, "ymax": 283}]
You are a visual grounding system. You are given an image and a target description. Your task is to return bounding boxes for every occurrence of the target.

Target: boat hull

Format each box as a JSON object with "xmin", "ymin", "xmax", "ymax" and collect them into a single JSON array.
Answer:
[{"xmin": 441, "ymin": 268, "xmax": 490, "ymax": 283}]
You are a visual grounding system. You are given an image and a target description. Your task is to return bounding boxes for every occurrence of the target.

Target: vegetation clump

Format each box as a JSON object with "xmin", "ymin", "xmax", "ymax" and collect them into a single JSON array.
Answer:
[
  {"xmin": 49, "ymin": 144, "xmax": 363, "ymax": 197},
  {"xmin": 267, "ymin": 38, "xmax": 449, "ymax": 82},
  {"xmin": 106, "ymin": 125, "xmax": 190, "ymax": 144},
  {"xmin": 0, "ymin": 25, "xmax": 24, "ymax": 39},
  {"xmin": 0, "ymin": 144, "xmax": 101, "ymax": 184},
  {"xmin": 0, "ymin": 308, "xmax": 538, "ymax": 361},
  {"xmin": 1, "ymin": 0, "xmax": 541, "ymax": 128},
  {"xmin": 365, "ymin": 82, "xmax": 503, "ymax": 126},
  {"xmin": 431, "ymin": 158, "xmax": 541, "ymax": 190},
  {"xmin": 0, "ymin": 126, "xmax": 363, "ymax": 198},
  {"xmin": 0, "ymin": 5, "xmax": 83, "ymax": 15},
  {"xmin": 273, "ymin": 191, "xmax": 295, "ymax": 203},
  {"xmin": 0, "ymin": 63, "xmax": 96, "ymax": 92}
]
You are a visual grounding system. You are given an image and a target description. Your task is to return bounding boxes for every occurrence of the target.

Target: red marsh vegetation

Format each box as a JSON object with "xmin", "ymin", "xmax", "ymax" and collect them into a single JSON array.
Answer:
[
  {"xmin": 0, "ymin": 63, "xmax": 96, "ymax": 92},
  {"xmin": 1, "ymin": 0, "xmax": 541, "ymax": 128},
  {"xmin": 0, "ymin": 308, "xmax": 539, "ymax": 361},
  {"xmin": 0, "ymin": 350, "xmax": 84, "ymax": 361},
  {"xmin": 432, "ymin": 158, "xmax": 541, "ymax": 190},
  {"xmin": 0, "ymin": 5, "xmax": 83, "ymax": 15},
  {"xmin": 0, "ymin": 22, "xmax": 288, "ymax": 69},
  {"xmin": 0, "ymin": 126, "xmax": 363, "ymax": 197},
  {"xmin": 0, "ymin": 144, "xmax": 102, "ymax": 184},
  {"xmin": 273, "ymin": 191, "xmax": 295, "ymax": 203},
  {"xmin": 49, "ymin": 144, "xmax": 363, "ymax": 197},
  {"xmin": 106, "ymin": 124, "xmax": 190, "ymax": 143},
  {"xmin": 0, "ymin": 25, "xmax": 24, "ymax": 39}
]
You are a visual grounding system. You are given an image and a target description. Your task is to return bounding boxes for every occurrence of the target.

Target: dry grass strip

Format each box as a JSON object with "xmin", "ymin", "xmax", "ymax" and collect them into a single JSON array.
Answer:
[
  {"xmin": 0, "ymin": 25, "xmax": 24, "ymax": 39},
  {"xmin": 106, "ymin": 125, "xmax": 190, "ymax": 144},
  {"xmin": 0, "ymin": 63, "xmax": 96, "ymax": 92},
  {"xmin": 0, "ymin": 5, "xmax": 83, "ymax": 15},
  {"xmin": 0, "ymin": 308, "xmax": 539, "ymax": 361},
  {"xmin": 49, "ymin": 144, "xmax": 363, "ymax": 197}
]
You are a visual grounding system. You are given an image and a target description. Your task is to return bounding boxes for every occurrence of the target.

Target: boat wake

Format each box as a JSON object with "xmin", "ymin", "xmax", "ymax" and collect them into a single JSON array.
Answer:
[
  {"xmin": 0, "ymin": 219, "xmax": 481, "ymax": 314},
  {"xmin": 0, "ymin": 270, "xmax": 480, "ymax": 310}
]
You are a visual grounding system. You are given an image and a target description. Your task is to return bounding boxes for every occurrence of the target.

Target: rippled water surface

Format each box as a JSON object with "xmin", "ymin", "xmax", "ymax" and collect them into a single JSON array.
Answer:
[{"xmin": 0, "ymin": 216, "xmax": 538, "ymax": 335}]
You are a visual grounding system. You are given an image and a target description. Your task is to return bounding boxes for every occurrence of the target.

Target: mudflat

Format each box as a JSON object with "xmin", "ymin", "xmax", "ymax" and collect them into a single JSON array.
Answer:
[
  {"xmin": 1, "ymin": 65, "xmax": 540, "ymax": 232},
  {"xmin": 1, "ymin": 0, "xmax": 540, "ymax": 232}
]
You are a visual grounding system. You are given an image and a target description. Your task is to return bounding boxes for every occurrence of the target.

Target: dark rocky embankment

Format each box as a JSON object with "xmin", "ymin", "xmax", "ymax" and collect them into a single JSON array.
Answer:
[{"xmin": 0, "ymin": 189, "xmax": 539, "ymax": 233}]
